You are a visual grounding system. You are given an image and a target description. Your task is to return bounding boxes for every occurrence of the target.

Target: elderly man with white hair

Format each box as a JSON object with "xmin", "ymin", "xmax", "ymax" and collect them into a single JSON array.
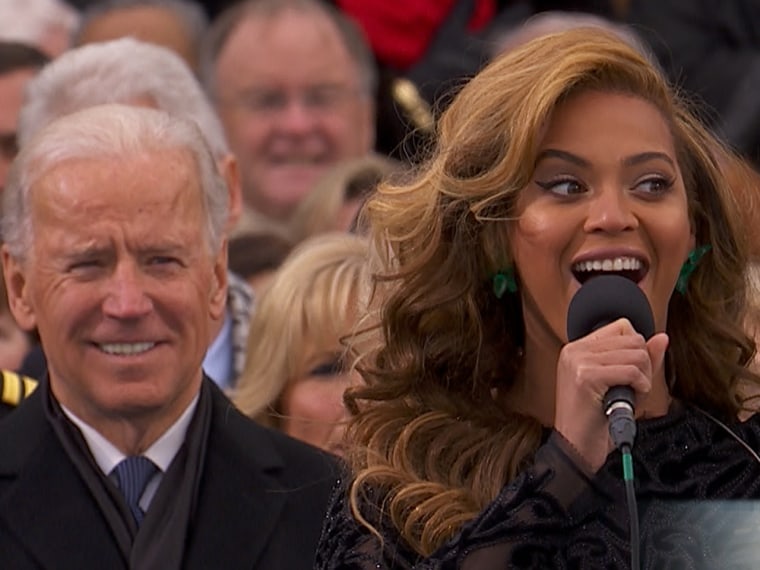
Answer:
[
  {"xmin": 0, "ymin": 104, "xmax": 336, "ymax": 569},
  {"xmin": 17, "ymin": 37, "xmax": 253, "ymax": 390}
]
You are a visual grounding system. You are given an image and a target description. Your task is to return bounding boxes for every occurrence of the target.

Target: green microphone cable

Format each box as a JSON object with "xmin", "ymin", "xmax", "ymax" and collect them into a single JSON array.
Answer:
[{"xmin": 620, "ymin": 444, "xmax": 640, "ymax": 570}]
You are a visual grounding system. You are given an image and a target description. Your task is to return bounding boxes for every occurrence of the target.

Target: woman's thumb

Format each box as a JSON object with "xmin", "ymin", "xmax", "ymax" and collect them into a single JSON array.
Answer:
[{"xmin": 647, "ymin": 332, "xmax": 670, "ymax": 374}]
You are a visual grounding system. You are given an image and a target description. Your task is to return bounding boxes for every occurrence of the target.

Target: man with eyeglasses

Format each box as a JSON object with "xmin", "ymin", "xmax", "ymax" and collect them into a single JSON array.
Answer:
[
  {"xmin": 200, "ymin": 0, "xmax": 377, "ymax": 233},
  {"xmin": 0, "ymin": 42, "xmax": 49, "ymax": 198}
]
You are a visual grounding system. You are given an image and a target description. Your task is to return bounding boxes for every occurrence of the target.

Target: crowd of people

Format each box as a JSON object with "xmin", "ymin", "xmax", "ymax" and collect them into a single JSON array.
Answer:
[{"xmin": 1, "ymin": 0, "xmax": 759, "ymax": 568}]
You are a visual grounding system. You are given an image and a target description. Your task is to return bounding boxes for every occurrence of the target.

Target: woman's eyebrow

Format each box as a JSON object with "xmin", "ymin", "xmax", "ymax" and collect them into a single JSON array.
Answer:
[
  {"xmin": 622, "ymin": 151, "xmax": 675, "ymax": 168},
  {"xmin": 535, "ymin": 149, "xmax": 676, "ymax": 168},
  {"xmin": 535, "ymin": 148, "xmax": 590, "ymax": 167}
]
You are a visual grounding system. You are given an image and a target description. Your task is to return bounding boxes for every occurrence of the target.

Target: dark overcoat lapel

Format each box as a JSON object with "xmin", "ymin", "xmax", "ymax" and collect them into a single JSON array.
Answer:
[
  {"xmin": 0, "ymin": 380, "xmax": 336, "ymax": 569},
  {"xmin": 0, "ymin": 389, "xmax": 125, "ymax": 569},
  {"xmin": 185, "ymin": 383, "xmax": 336, "ymax": 569}
]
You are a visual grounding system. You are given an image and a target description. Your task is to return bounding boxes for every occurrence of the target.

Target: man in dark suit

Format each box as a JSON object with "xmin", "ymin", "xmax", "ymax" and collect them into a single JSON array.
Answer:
[{"xmin": 0, "ymin": 104, "xmax": 337, "ymax": 569}]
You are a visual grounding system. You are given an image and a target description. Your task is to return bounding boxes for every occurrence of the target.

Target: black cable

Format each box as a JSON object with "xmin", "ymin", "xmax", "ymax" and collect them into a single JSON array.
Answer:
[
  {"xmin": 693, "ymin": 407, "xmax": 760, "ymax": 465},
  {"xmin": 620, "ymin": 444, "xmax": 640, "ymax": 570}
]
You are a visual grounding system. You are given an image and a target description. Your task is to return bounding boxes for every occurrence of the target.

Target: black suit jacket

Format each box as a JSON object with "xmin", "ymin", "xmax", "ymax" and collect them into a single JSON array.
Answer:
[{"xmin": 0, "ymin": 378, "xmax": 338, "ymax": 569}]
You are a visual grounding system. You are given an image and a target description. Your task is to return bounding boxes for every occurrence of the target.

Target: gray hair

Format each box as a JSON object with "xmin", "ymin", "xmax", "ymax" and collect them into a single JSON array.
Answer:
[
  {"xmin": 0, "ymin": 0, "xmax": 80, "ymax": 52},
  {"xmin": 73, "ymin": 0, "xmax": 208, "ymax": 55},
  {"xmin": 17, "ymin": 37, "xmax": 229, "ymax": 159},
  {"xmin": 492, "ymin": 11, "xmax": 652, "ymax": 62},
  {"xmin": 199, "ymin": 0, "xmax": 377, "ymax": 100},
  {"xmin": 3, "ymin": 104, "xmax": 229, "ymax": 259}
]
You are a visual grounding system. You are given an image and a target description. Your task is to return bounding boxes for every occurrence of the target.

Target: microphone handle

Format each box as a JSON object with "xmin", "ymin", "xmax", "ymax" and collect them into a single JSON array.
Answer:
[
  {"xmin": 603, "ymin": 385, "xmax": 635, "ymax": 413},
  {"xmin": 603, "ymin": 386, "xmax": 636, "ymax": 449}
]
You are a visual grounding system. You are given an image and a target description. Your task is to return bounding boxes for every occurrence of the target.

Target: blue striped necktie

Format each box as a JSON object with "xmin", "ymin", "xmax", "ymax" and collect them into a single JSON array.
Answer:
[{"xmin": 113, "ymin": 456, "xmax": 158, "ymax": 526}]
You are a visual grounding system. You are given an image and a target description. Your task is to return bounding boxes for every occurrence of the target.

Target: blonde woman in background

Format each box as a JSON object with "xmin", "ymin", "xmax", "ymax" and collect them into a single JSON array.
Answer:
[
  {"xmin": 233, "ymin": 232, "xmax": 369, "ymax": 455},
  {"xmin": 288, "ymin": 154, "xmax": 400, "ymax": 243}
]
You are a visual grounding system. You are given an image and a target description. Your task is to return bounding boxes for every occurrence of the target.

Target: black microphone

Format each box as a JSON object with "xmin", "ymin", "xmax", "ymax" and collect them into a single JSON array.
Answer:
[{"xmin": 566, "ymin": 274, "xmax": 655, "ymax": 450}]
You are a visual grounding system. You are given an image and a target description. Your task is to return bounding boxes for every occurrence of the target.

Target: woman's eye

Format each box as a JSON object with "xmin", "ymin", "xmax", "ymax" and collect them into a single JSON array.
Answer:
[
  {"xmin": 634, "ymin": 176, "xmax": 673, "ymax": 195},
  {"xmin": 536, "ymin": 178, "xmax": 585, "ymax": 196},
  {"xmin": 308, "ymin": 359, "xmax": 344, "ymax": 377}
]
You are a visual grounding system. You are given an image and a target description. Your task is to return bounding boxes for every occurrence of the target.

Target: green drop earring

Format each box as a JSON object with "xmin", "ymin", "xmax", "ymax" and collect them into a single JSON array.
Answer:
[
  {"xmin": 492, "ymin": 267, "xmax": 518, "ymax": 298},
  {"xmin": 676, "ymin": 245, "xmax": 711, "ymax": 294}
]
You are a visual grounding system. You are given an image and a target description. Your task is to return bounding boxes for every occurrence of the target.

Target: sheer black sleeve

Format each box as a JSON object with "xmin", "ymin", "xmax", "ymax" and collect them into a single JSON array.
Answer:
[
  {"xmin": 315, "ymin": 431, "xmax": 620, "ymax": 569},
  {"xmin": 317, "ymin": 407, "xmax": 760, "ymax": 569}
]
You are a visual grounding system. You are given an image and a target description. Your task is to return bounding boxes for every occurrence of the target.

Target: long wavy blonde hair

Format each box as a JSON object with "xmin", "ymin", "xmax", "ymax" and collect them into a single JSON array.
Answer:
[{"xmin": 345, "ymin": 28, "xmax": 760, "ymax": 556}]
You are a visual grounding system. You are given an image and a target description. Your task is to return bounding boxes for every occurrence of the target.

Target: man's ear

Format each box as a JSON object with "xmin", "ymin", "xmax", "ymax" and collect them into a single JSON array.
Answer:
[
  {"xmin": 2, "ymin": 247, "xmax": 37, "ymax": 331},
  {"xmin": 209, "ymin": 238, "xmax": 228, "ymax": 322},
  {"xmin": 360, "ymin": 98, "xmax": 376, "ymax": 154},
  {"xmin": 217, "ymin": 154, "xmax": 243, "ymax": 231}
]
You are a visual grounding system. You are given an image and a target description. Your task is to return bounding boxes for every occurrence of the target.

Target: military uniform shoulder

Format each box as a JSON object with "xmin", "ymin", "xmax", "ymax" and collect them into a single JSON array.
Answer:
[{"xmin": 0, "ymin": 369, "xmax": 38, "ymax": 409}]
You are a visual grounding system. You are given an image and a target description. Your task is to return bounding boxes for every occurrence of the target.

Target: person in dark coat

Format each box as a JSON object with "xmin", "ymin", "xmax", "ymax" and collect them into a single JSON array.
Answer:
[
  {"xmin": 0, "ymin": 104, "xmax": 336, "ymax": 569},
  {"xmin": 627, "ymin": 0, "xmax": 760, "ymax": 165}
]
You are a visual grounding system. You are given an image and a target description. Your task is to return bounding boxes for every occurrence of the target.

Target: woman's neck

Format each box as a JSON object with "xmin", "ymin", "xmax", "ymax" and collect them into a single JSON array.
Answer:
[{"xmin": 502, "ymin": 336, "xmax": 560, "ymax": 427}]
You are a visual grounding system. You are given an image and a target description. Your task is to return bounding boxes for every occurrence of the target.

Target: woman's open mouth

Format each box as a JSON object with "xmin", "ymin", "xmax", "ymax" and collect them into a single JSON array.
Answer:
[{"xmin": 571, "ymin": 256, "xmax": 648, "ymax": 285}]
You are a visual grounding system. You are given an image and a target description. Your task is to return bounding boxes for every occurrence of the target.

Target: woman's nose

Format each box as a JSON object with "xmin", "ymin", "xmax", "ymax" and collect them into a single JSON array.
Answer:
[{"xmin": 583, "ymin": 185, "xmax": 638, "ymax": 234}]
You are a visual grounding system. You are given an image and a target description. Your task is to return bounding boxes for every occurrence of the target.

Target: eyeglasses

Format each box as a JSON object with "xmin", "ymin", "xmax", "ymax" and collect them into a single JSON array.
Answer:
[
  {"xmin": 227, "ymin": 84, "xmax": 362, "ymax": 117},
  {"xmin": 0, "ymin": 133, "xmax": 18, "ymax": 160}
]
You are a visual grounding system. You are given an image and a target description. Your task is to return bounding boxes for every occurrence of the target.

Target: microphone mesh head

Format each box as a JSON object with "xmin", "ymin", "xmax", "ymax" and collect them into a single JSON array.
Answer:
[{"xmin": 566, "ymin": 275, "xmax": 655, "ymax": 341}]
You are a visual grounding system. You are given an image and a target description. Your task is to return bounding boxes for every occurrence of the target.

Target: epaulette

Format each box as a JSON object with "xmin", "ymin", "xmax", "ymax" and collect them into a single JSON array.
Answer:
[{"xmin": 1, "ymin": 370, "xmax": 38, "ymax": 408}]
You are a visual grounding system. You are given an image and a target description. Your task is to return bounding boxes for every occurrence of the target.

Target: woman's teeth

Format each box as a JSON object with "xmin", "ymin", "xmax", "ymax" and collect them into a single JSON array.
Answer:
[{"xmin": 573, "ymin": 257, "xmax": 642, "ymax": 273}]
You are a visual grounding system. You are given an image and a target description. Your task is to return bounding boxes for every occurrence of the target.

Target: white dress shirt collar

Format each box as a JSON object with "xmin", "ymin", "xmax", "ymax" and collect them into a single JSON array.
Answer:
[{"xmin": 61, "ymin": 392, "xmax": 200, "ymax": 476}]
